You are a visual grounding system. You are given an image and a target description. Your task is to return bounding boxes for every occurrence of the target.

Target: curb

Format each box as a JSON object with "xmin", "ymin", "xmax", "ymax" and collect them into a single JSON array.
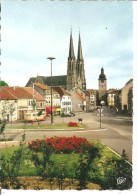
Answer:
[
  {"xmin": 5, "ymin": 128, "xmax": 84, "ymax": 131},
  {"xmin": 5, "ymin": 128, "xmax": 108, "ymax": 132}
]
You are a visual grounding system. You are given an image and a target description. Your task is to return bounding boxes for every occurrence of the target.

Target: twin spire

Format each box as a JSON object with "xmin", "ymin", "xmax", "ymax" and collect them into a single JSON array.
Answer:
[
  {"xmin": 69, "ymin": 31, "xmax": 83, "ymax": 61},
  {"xmin": 69, "ymin": 31, "xmax": 75, "ymax": 59}
]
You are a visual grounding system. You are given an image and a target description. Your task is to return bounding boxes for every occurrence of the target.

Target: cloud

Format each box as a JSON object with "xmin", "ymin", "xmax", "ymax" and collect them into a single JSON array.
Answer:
[{"xmin": 1, "ymin": 1, "xmax": 133, "ymax": 90}]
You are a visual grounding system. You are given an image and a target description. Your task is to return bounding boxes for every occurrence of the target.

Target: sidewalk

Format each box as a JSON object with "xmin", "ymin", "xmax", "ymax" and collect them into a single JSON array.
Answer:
[{"xmin": 0, "ymin": 141, "xmax": 20, "ymax": 149}]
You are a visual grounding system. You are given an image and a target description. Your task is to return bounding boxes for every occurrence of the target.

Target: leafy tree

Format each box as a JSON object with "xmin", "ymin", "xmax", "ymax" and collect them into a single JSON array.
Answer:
[
  {"xmin": 128, "ymin": 87, "xmax": 133, "ymax": 115},
  {"xmin": 114, "ymin": 90, "xmax": 122, "ymax": 113},
  {"xmin": 74, "ymin": 146, "xmax": 100, "ymax": 189},
  {"xmin": 0, "ymin": 80, "xmax": 9, "ymax": 87},
  {"xmin": 38, "ymin": 110, "xmax": 42, "ymax": 116},
  {"xmin": 0, "ymin": 119, "xmax": 6, "ymax": 134},
  {"xmin": 32, "ymin": 98, "xmax": 36, "ymax": 111}
]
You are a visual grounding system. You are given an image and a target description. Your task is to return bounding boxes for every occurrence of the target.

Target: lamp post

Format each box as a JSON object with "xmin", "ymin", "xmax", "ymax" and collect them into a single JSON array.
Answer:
[
  {"xmin": 47, "ymin": 57, "xmax": 56, "ymax": 125},
  {"xmin": 100, "ymin": 104, "xmax": 103, "ymax": 129}
]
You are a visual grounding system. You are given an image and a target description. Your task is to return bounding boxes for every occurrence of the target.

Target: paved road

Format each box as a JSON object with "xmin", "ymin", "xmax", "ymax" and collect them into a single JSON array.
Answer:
[{"xmin": 1, "ymin": 111, "xmax": 133, "ymax": 163}]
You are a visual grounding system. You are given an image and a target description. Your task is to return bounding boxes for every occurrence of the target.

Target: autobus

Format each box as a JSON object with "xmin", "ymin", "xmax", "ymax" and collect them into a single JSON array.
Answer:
[{"xmin": 24, "ymin": 111, "xmax": 46, "ymax": 122}]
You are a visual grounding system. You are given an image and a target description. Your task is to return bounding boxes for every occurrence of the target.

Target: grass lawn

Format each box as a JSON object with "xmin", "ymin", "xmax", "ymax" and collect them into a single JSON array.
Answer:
[
  {"xmin": 0, "ymin": 140, "xmax": 132, "ymax": 190},
  {"xmin": 0, "ymin": 140, "xmax": 120, "ymax": 177},
  {"xmin": 5, "ymin": 123, "xmax": 83, "ymax": 130}
]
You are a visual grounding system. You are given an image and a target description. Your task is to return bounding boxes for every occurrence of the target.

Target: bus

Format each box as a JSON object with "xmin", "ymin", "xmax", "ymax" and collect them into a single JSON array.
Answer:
[{"xmin": 24, "ymin": 111, "xmax": 46, "ymax": 122}]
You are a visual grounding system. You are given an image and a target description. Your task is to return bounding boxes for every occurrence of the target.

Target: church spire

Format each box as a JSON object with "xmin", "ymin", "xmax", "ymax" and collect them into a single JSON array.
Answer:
[
  {"xmin": 77, "ymin": 32, "xmax": 83, "ymax": 60},
  {"xmin": 69, "ymin": 30, "xmax": 75, "ymax": 59}
]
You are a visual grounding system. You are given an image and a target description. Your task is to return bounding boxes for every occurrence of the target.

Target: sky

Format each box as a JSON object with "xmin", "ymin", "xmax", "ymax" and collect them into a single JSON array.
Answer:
[{"xmin": 1, "ymin": 0, "xmax": 133, "ymax": 90}]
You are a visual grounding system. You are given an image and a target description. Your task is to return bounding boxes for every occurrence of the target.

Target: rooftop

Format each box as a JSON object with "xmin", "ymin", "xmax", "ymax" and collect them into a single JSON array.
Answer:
[
  {"xmin": 2, "ymin": 87, "xmax": 45, "ymax": 101},
  {"xmin": 33, "ymin": 83, "xmax": 50, "ymax": 90},
  {"xmin": 0, "ymin": 87, "xmax": 17, "ymax": 100},
  {"xmin": 75, "ymin": 91, "xmax": 85, "ymax": 101},
  {"xmin": 26, "ymin": 75, "xmax": 67, "ymax": 87}
]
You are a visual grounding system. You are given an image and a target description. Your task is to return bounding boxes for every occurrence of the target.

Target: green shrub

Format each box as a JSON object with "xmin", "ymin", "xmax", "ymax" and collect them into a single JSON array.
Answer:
[
  {"xmin": 0, "ymin": 133, "xmax": 27, "ymax": 189},
  {"xmin": 91, "ymin": 150, "xmax": 132, "ymax": 190},
  {"xmin": 74, "ymin": 146, "xmax": 100, "ymax": 189}
]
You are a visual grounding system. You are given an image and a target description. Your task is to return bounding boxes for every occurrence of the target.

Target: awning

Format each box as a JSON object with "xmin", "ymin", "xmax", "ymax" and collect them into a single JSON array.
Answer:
[
  {"xmin": 46, "ymin": 107, "xmax": 56, "ymax": 115},
  {"xmin": 56, "ymin": 108, "xmax": 61, "ymax": 111}
]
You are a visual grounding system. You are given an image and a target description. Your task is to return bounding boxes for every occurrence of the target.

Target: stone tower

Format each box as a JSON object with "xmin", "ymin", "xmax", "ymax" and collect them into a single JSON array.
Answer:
[
  {"xmin": 67, "ymin": 31, "xmax": 77, "ymax": 91},
  {"xmin": 98, "ymin": 67, "xmax": 107, "ymax": 102},
  {"xmin": 67, "ymin": 32, "xmax": 86, "ymax": 91},
  {"xmin": 76, "ymin": 33, "xmax": 86, "ymax": 90}
]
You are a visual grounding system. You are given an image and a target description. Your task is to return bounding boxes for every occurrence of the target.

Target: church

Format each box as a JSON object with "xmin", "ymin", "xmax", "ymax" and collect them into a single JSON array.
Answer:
[{"xmin": 26, "ymin": 32, "xmax": 86, "ymax": 92}]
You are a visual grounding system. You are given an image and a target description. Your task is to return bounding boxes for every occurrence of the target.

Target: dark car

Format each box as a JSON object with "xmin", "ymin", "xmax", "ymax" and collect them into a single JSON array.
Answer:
[{"xmin": 61, "ymin": 112, "xmax": 75, "ymax": 117}]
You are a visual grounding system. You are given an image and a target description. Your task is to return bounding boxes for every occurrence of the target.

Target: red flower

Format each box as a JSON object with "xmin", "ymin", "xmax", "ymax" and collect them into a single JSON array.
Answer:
[{"xmin": 28, "ymin": 136, "xmax": 94, "ymax": 154}]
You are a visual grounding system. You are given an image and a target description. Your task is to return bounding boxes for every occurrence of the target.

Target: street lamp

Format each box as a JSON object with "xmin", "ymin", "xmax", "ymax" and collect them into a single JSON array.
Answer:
[{"xmin": 47, "ymin": 57, "xmax": 56, "ymax": 125}]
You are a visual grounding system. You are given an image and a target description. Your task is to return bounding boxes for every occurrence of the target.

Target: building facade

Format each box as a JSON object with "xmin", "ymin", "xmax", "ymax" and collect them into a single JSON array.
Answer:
[
  {"xmin": 0, "ymin": 87, "xmax": 18, "ymax": 122},
  {"xmin": 1, "ymin": 87, "xmax": 46, "ymax": 120},
  {"xmin": 121, "ymin": 79, "xmax": 133, "ymax": 112},
  {"xmin": 88, "ymin": 89, "xmax": 98, "ymax": 110},
  {"xmin": 98, "ymin": 68, "xmax": 107, "ymax": 105},
  {"xmin": 61, "ymin": 95, "xmax": 72, "ymax": 114},
  {"xmin": 107, "ymin": 89, "xmax": 117, "ymax": 107}
]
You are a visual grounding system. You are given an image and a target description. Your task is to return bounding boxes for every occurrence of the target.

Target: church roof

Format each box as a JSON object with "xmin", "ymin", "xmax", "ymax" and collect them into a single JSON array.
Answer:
[{"xmin": 26, "ymin": 75, "xmax": 67, "ymax": 87}]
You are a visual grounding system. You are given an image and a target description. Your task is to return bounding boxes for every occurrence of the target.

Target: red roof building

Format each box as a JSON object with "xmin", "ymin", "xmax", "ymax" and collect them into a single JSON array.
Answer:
[
  {"xmin": 1, "ymin": 87, "xmax": 46, "ymax": 120},
  {"xmin": 3, "ymin": 86, "xmax": 45, "ymax": 101},
  {"xmin": 0, "ymin": 87, "xmax": 17, "ymax": 100}
]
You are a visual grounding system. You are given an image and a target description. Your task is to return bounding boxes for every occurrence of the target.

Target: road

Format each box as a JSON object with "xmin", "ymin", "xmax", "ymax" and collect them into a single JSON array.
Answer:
[{"xmin": 1, "ymin": 111, "xmax": 133, "ymax": 163}]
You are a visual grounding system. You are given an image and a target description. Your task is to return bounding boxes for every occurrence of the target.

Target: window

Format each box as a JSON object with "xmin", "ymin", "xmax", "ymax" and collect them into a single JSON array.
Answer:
[
  {"xmin": 101, "ymin": 80, "xmax": 104, "ymax": 83},
  {"xmin": 28, "ymin": 100, "xmax": 32, "ymax": 106},
  {"xmin": 124, "ymin": 105, "xmax": 127, "ymax": 111}
]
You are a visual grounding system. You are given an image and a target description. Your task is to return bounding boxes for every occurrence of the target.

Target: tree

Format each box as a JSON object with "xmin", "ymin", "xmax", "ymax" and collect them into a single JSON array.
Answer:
[
  {"xmin": 1, "ymin": 100, "xmax": 16, "ymax": 124},
  {"xmin": 128, "ymin": 87, "xmax": 133, "ymax": 115},
  {"xmin": 114, "ymin": 90, "xmax": 122, "ymax": 112},
  {"xmin": 0, "ymin": 81, "xmax": 9, "ymax": 87},
  {"xmin": 32, "ymin": 98, "xmax": 36, "ymax": 111}
]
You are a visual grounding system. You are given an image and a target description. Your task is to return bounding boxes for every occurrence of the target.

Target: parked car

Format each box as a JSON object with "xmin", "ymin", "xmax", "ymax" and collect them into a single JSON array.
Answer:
[{"xmin": 61, "ymin": 112, "xmax": 75, "ymax": 117}]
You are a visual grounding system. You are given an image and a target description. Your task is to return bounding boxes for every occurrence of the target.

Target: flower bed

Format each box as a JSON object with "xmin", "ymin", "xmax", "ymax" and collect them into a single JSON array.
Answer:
[
  {"xmin": 28, "ymin": 136, "xmax": 93, "ymax": 154},
  {"xmin": 68, "ymin": 122, "xmax": 78, "ymax": 127}
]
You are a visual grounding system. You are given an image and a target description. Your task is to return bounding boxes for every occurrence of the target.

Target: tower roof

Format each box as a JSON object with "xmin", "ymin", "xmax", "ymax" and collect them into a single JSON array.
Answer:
[
  {"xmin": 68, "ymin": 31, "xmax": 75, "ymax": 59},
  {"xmin": 99, "ymin": 67, "xmax": 107, "ymax": 80},
  {"xmin": 77, "ymin": 33, "xmax": 83, "ymax": 60}
]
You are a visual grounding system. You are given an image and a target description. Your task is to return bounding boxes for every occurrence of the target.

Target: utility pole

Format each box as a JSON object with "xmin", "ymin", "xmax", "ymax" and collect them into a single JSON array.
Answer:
[{"xmin": 47, "ymin": 57, "xmax": 56, "ymax": 125}]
